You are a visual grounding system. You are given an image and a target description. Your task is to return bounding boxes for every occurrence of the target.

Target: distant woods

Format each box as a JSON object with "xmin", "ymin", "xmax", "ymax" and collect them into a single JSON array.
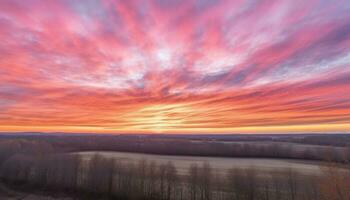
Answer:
[
  {"xmin": 0, "ymin": 137, "xmax": 350, "ymax": 200},
  {"xmin": 1, "ymin": 134, "xmax": 350, "ymax": 163}
]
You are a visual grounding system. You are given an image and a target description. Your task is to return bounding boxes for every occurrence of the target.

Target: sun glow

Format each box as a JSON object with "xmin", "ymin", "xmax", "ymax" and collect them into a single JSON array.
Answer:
[{"xmin": 124, "ymin": 104, "xmax": 192, "ymax": 133}]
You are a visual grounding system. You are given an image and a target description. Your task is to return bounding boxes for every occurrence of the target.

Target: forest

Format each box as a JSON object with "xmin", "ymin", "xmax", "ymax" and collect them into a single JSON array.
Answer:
[{"xmin": 1, "ymin": 134, "xmax": 350, "ymax": 162}]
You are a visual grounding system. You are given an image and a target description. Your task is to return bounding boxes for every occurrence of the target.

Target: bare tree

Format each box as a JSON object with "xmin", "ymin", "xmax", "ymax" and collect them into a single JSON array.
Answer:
[
  {"xmin": 199, "ymin": 162, "xmax": 212, "ymax": 200},
  {"xmin": 286, "ymin": 168, "xmax": 298, "ymax": 200},
  {"xmin": 137, "ymin": 159, "xmax": 148, "ymax": 196},
  {"xmin": 261, "ymin": 176, "xmax": 270, "ymax": 200},
  {"xmin": 105, "ymin": 158, "xmax": 116, "ymax": 196},
  {"xmin": 147, "ymin": 161, "xmax": 158, "ymax": 199},
  {"xmin": 165, "ymin": 161, "xmax": 178, "ymax": 200},
  {"xmin": 158, "ymin": 163, "xmax": 167, "ymax": 200},
  {"xmin": 245, "ymin": 167, "xmax": 258, "ymax": 200},
  {"xmin": 228, "ymin": 168, "xmax": 243, "ymax": 200},
  {"xmin": 189, "ymin": 163, "xmax": 199, "ymax": 200},
  {"xmin": 271, "ymin": 170, "xmax": 283, "ymax": 200}
]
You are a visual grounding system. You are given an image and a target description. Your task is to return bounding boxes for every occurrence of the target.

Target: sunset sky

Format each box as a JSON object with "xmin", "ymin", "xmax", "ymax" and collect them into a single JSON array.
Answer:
[{"xmin": 0, "ymin": 0, "xmax": 350, "ymax": 134}]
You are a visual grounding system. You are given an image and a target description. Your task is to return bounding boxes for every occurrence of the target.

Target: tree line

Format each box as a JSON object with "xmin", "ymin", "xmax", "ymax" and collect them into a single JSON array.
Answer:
[{"xmin": 1, "ymin": 136, "xmax": 350, "ymax": 163}]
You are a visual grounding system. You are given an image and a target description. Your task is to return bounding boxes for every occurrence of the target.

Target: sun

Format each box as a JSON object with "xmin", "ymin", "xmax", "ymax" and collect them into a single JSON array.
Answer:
[{"xmin": 123, "ymin": 103, "xmax": 192, "ymax": 133}]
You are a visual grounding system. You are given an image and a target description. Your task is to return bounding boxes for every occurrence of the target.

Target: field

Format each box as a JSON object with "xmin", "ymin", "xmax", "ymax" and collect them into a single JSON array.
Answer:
[{"xmin": 77, "ymin": 151, "xmax": 325, "ymax": 175}]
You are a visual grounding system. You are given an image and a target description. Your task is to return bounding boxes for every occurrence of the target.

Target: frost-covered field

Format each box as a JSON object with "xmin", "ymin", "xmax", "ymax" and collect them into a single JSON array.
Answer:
[{"xmin": 77, "ymin": 151, "xmax": 325, "ymax": 175}]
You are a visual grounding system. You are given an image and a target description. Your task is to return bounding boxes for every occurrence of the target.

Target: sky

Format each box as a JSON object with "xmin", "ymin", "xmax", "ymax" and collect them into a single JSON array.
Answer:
[{"xmin": 0, "ymin": 0, "xmax": 350, "ymax": 134}]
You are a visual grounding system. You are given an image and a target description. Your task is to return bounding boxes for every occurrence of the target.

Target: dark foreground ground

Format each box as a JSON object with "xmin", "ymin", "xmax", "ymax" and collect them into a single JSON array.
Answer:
[
  {"xmin": 0, "ymin": 183, "xmax": 73, "ymax": 200},
  {"xmin": 0, "ymin": 133, "xmax": 349, "ymax": 200}
]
